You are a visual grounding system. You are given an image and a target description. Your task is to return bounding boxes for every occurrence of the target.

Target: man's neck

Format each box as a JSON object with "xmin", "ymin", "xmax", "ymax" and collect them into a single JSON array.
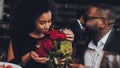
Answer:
[{"xmin": 94, "ymin": 28, "xmax": 112, "ymax": 43}]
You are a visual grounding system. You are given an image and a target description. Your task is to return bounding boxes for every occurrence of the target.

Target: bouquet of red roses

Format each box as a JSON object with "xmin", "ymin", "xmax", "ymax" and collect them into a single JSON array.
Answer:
[
  {"xmin": 35, "ymin": 29, "xmax": 66, "ymax": 57},
  {"xmin": 35, "ymin": 29, "xmax": 72, "ymax": 68}
]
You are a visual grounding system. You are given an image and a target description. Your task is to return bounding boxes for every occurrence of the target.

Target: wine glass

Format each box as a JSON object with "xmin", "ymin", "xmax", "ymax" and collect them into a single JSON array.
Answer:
[{"xmin": 100, "ymin": 51, "xmax": 120, "ymax": 68}]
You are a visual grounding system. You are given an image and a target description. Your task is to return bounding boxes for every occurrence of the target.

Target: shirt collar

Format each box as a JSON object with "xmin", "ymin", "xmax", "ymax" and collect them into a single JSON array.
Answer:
[
  {"xmin": 88, "ymin": 30, "xmax": 112, "ymax": 50},
  {"xmin": 99, "ymin": 30, "xmax": 112, "ymax": 46},
  {"xmin": 77, "ymin": 19, "xmax": 83, "ymax": 29}
]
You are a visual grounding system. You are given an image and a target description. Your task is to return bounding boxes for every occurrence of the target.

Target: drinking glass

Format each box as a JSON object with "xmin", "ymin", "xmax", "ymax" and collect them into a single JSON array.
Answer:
[{"xmin": 100, "ymin": 51, "xmax": 120, "ymax": 68}]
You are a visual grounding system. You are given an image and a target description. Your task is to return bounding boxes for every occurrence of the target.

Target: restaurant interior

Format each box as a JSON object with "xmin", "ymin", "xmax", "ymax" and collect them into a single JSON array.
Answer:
[{"xmin": 0, "ymin": 0, "xmax": 120, "ymax": 66}]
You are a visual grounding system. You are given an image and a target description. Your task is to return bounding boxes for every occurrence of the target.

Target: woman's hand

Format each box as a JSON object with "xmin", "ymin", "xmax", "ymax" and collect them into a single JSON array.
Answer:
[
  {"xmin": 57, "ymin": 58, "xmax": 65, "ymax": 65},
  {"xmin": 30, "ymin": 51, "xmax": 49, "ymax": 64},
  {"xmin": 63, "ymin": 28, "xmax": 74, "ymax": 42}
]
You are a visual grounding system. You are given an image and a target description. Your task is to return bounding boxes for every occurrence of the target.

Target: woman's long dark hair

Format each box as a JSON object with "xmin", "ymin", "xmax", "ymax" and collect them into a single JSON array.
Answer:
[{"xmin": 10, "ymin": 0, "xmax": 56, "ymax": 36}]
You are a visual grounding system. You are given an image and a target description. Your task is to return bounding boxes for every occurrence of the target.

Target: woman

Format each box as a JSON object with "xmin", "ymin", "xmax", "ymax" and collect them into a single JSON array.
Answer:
[{"xmin": 9, "ymin": 0, "xmax": 74, "ymax": 68}]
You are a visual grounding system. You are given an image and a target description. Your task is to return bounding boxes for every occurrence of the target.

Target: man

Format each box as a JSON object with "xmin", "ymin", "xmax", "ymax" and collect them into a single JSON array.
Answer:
[
  {"xmin": 83, "ymin": 3, "xmax": 120, "ymax": 68},
  {"xmin": 70, "ymin": 3, "xmax": 120, "ymax": 68}
]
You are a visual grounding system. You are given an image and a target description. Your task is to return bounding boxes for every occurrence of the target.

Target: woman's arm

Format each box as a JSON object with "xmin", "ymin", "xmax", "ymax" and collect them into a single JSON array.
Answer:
[{"xmin": 21, "ymin": 52, "xmax": 31, "ymax": 63}]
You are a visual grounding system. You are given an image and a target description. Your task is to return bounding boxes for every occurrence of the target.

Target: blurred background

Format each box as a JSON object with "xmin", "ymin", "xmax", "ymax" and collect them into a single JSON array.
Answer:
[
  {"xmin": 0, "ymin": 0, "xmax": 120, "ymax": 36},
  {"xmin": 0, "ymin": 0, "xmax": 120, "ymax": 61}
]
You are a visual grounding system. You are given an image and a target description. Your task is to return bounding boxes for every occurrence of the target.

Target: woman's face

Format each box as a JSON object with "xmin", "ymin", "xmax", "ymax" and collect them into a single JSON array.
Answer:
[{"xmin": 35, "ymin": 11, "xmax": 52, "ymax": 34}]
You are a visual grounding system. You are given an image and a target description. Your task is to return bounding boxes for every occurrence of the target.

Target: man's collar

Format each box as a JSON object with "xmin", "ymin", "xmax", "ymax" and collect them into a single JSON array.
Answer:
[
  {"xmin": 88, "ymin": 30, "xmax": 112, "ymax": 50},
  {"xmin": 99, "ymin": 30, "xmax": 112, "ymax": 47}
]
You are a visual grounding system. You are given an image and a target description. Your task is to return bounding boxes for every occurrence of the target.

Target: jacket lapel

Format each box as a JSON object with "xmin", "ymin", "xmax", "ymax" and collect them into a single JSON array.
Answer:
[{"xmin": 103, "ymin": 29, "xmax": 120, "ymax": 54}]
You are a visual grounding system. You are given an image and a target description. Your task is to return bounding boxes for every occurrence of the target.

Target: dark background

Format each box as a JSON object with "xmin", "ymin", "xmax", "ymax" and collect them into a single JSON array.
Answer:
[
  {"xmin": 0, "ymin": 0, "xmax": 119, "ymax": 36},
  {"xmin": 0, "ymin": 0, "xmax": 120, "ymax": 62}
]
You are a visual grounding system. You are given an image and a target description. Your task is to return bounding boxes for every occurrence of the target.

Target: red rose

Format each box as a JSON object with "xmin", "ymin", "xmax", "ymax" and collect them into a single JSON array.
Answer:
[
  {"xmin": 47, "ymin": 30, "xmax": 59, "ymax": 40},
  {"xmin": 58, "ymin": 33, "xmax": 66, "ymax": 40},
  {"xmin": 35, "ymin": 38, "xmax": 54, "ymax": 57},
  {"xmin": 47, "ymin": 29, "xmax": 66, "ymax": 40},
  {"xmin": 35, "ymin": 46, "xmax": 48, "ymax": 57},
  {"xmin": 42, "ymin": 38, "xmax": 53, "ymax": 51}
]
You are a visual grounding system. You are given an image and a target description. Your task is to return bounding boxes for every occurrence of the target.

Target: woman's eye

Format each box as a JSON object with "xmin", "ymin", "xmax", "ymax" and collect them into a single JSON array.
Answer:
[
  {"xmin": 48, "ymin": 21, "xmax": 51, "ymax": 23},
  {"xmin": 39, "ymin": 22, "xmax": 45, "ymax": 25}
]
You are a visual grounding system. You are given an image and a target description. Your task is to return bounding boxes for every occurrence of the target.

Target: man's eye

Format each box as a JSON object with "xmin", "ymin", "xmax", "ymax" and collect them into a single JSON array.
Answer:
[{"xmin": 88, "ymin": 17, "xmax": 94, "ymax": 20}]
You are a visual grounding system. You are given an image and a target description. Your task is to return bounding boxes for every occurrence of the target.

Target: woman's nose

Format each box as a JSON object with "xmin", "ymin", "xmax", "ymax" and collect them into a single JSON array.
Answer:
[{"xmin": 45, "ymin": 23, "xmax": 51, "ymax": 28}]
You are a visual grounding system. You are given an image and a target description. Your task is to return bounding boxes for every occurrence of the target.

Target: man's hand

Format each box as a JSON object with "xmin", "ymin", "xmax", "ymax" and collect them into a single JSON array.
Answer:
[{"xmin": 70, "ymin": 64, "xmax": 86, "ymax": 68}]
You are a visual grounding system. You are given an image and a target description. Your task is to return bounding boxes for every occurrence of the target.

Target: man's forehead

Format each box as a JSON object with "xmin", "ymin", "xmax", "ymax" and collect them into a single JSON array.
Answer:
[{"xmin": 88, "ymin": 6, "xmax": 101, "ymax": 16}]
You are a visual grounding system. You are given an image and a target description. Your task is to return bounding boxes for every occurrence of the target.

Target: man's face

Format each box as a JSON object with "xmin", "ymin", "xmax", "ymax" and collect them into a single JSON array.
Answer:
[{"xmin": 84, "ymin": 7, "xmax": 106, "ymax": 37}]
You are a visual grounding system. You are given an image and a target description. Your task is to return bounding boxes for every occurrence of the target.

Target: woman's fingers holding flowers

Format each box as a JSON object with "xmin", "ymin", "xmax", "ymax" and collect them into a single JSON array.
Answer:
[
  {"xmin": 30, "ymin": 51, "xmax": 49, "ymax": 64},
  {"xmin": 66, "ymin": 35, "xmax": 74, "ymax": 41},
  {"xmin": 59, "ymin": 58, "xmax": 65, "ymax": 65},
  {"xmin": 36, "ymin": 57, "xmax": 49, "ymax": 64},
  {"xmin": 63, "ymin": 28, "xmax": 74, "ymax": 42},
  {"xmin": 30, "ymin": 51, "xmax": 39, "ymax": 58}
]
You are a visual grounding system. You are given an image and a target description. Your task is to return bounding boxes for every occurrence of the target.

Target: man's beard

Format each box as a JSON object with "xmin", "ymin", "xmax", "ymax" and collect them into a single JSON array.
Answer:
[{"xmin": 85, "ymin": 26, "xmax": 100, "ymax": 38}]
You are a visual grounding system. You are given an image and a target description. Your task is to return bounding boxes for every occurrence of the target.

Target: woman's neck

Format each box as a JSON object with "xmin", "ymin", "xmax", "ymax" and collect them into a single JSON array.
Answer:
[{"xmin": 29, "ymin": 31, "xmax": 44, "ymax": 39}]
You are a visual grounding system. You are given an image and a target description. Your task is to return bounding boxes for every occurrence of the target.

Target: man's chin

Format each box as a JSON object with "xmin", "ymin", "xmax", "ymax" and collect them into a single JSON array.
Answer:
[{"xmin": 85, "ymin": 29, "xmax": 96, "ymax": 38}]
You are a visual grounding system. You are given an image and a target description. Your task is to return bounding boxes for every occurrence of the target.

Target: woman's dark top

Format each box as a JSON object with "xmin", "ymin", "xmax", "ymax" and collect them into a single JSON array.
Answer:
[{"xmin": 11, "ymin": 34, "xmax": 48, "ymax": 68}]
